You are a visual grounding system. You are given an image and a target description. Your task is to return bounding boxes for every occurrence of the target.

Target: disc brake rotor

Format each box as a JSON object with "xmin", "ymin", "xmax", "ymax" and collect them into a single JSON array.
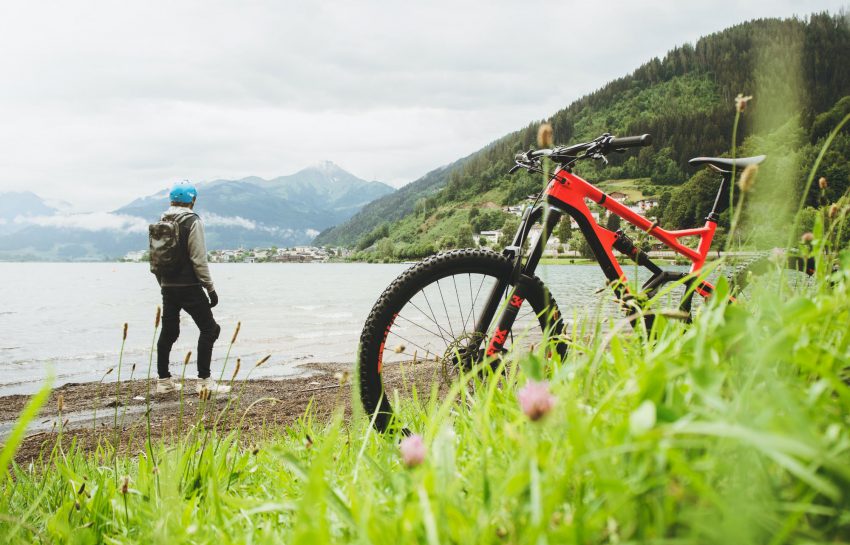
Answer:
[{"xmin": 439, "ymin": 332, "xmax": 486, "ymax": 384}]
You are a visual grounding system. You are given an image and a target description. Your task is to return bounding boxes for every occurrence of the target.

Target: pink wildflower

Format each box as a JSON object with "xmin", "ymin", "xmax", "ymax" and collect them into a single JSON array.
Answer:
[
  {"xmin": 518, "ymin": 381, "xmax": 556, "ymax": 421},
  {"xmin": 399, "ymin": 434, "xmax": 426, "ymax": 468}
]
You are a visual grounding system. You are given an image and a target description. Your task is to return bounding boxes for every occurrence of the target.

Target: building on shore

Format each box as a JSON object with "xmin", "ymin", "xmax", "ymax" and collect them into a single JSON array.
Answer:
[
  {"xmin": 122, "ymin": 250, "xmax": 147, "ymax": 262},
  {"xmin": 474, "ymin": 230, "xmax": 502, "ymax": 246},
  {"xmin": 207, "ymin": 246, "xmax": 337, "ymax": 263}
]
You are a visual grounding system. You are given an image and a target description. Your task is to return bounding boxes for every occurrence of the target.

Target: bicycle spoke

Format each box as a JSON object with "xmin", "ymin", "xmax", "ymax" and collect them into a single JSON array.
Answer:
[
  {"xmin": 408, "ymin": 299, "xmax": 451, "ymax": 339},
  {"xmin": 395, "ymin": 312, "xmax": 447, "ymax": 339},
  {"xmin": 463, "ymin": 273, "xmax": 488, "ymax": 335},
  {"xmin": 435, "ymin": 279, "xmax": 457, "ymax": 339},
  {"xmin": 385, "ymin": 330, "xmax": 435, "ymax": 358},
  {"xmin": 418, "ymin": 293, "xmax": 453, "ymax": 347},
  {"xmin": 367, "ymin": 256, "xmax": 561, "ymax": 434},
  {"xmin": 517, "ymin": 308, "xmax": 537, "ymax": 321},
  {"xmin": 452, "ymin": 274, "xmax": 469, "ymax": 335},
  {"xmin": 468, "ymin": 274, "xmax": 476, "ymax": 328},
  {"xmin": 381, "ymin": 349, "xmax": 424, "ymax": 361}
]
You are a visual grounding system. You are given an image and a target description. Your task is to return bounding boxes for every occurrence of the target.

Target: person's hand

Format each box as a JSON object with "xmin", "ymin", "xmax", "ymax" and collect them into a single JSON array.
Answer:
[{"xmin": 208, "ymin": 290, "xmax": 219, "ymax": 308}]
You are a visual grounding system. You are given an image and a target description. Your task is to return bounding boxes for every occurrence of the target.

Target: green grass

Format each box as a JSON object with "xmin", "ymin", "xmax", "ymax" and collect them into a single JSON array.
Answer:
[
  {"xmin": 595, "ymin": 178, "xmax": 652, "ymax": 202},
  {"xmin": 2, "ymin": 239, "xmax": 850, "ymax": 542}
]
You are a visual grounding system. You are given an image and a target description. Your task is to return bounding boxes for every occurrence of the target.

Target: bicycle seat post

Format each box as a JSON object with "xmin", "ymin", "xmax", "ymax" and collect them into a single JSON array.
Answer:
[{"xmin": 706, "ymin": 172, "xmax": 731, "ymax": 223}]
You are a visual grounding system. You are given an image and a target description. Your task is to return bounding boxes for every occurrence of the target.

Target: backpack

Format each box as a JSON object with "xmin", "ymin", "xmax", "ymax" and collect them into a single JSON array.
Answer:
[{"xmin": 149, "ymin": 214, "xmax": 195, "ymax": 276}]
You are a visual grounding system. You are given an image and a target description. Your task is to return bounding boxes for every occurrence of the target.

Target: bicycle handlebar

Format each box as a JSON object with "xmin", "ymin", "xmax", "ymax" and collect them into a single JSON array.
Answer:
[
  {"xmin": 513, "ymin": 133, "xmax": 652, "ymax": 168},
  {"xmin": 609, "ymin": 134, "xmax": 652, "ymax": 148},
  {"xmin": 515, "ymin": 149, "xmax": 550, "ymax": 161}
]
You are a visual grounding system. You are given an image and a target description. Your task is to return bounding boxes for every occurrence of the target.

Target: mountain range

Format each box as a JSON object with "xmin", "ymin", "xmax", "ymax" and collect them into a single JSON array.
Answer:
[
  {"xmin": 0, "ymin": 162, "xmax": 393, "ymax": 260},
  {"xmin": 3, "ymin": 13, "xmax": 848, "ymax": 262}
]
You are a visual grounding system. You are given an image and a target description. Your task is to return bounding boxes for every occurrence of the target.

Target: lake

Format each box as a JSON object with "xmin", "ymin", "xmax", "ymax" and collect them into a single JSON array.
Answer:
[{"xmin": 0, "ymin": 261, "xmax": 676, "ymax": 395}]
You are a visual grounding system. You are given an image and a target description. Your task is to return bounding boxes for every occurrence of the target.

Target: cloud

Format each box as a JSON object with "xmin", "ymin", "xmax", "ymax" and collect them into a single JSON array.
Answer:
[
  {"xmin": 201, "ymin": 213, "xmax": 304, "ymax": 236},
  {"xmin": 202, "ymin": 213, "xmax": 258, "ymax": 230},
  {"xmin": 11, "ymin": 211, "xmax": 327, "ymax": 242},
  {"xmin": 14, "ymin": 212, "xmax": 148, "ymax": 233},
  {"xmin": 0, "ymin": 0, "xmax": 845, "ymax": 211}
]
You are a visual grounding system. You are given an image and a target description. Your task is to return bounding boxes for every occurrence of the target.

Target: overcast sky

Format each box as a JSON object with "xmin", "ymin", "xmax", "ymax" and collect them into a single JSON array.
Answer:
[{"xmin": 0, "ymin": 0, "xmax": 846, "ymax": 211}]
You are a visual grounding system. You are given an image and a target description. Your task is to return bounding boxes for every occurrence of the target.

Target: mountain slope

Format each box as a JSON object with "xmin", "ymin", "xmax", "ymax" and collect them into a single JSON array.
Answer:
[
  {"xmin": 117, "ymin": 181, "xmax": 318, "ymax": 230},
  {"xmin": 259, "ymin": 161, "xmax": 395, "ymax": 225},
  {"xmin": 117, "ymin": 162, "xmax": 393, "ymax": 231},
  {"xmin": 313, "ymin": 154, "xmax": 474, "ymax": 247},
  {"xmin": 0, "ymin": 192, "xmax": 57, "ymax": 235},
  {"xmin": 315, "ymin": 13, "xmax": 850, "ymax": 254},
  {"xmin": 0, "ymin": 163, "xmax": 394, "ymax": 260},
  {"xmin": 0, "ymin": 191, "xmax": 57, "ymax": 220}
]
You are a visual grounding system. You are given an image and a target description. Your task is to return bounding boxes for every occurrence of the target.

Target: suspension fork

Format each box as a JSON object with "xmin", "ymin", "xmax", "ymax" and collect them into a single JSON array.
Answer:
[
  {"xmin": 484, "ymin": 274, "xmax": 538, "ymax": 356},
  {"xmin": 472, "ymin": 206, "xmax": 563, "ymax": 357}
]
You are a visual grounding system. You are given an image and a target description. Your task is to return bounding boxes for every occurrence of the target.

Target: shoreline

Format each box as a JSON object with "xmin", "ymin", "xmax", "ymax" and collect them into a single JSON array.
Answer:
[
  {"xmin": 0, "ymin": 362, "xmax": 354, "ymax": 462},
  {"xmin": 0, "ymin": 360, "xmax": 329, "ymax": 398}
]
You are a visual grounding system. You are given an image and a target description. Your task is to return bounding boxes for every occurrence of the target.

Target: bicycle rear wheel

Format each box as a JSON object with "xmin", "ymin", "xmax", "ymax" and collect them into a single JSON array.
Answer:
[
  {"xmin": 358, "ymin": 249, "xmax": 565, "ymax": 431},
  {"xmin": 728, "ymin": 251, "xmax": 816, "ymax": 296}
]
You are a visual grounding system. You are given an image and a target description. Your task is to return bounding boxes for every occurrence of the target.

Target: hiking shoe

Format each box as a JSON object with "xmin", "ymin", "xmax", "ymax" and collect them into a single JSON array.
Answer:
[
  {"xmin": 156, "ymin": 377, "xmax": 184, "ymax": 394},
  {"xmin": 196, "ymin": 378, "xmax": 231, "ymax": 395}
]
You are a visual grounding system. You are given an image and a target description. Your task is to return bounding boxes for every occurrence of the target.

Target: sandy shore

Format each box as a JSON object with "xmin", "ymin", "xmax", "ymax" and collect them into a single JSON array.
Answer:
[
  {"xmin": 0, "ymin": 362, "xmax": 357, "ymax": 463},
  {"xmin": 0, "ymin": 359, "xmax": 446, "ymax": 463}
]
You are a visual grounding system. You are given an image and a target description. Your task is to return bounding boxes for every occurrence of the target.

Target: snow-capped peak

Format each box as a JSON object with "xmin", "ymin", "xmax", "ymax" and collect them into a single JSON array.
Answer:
[{"xmin": 312, "ymin": 160, "xmax": 343, "ymax": 175}]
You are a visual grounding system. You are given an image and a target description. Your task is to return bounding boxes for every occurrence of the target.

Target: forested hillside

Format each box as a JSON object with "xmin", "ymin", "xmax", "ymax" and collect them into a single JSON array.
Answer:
[
  {"xmin": 315, "ymin": 12, "xmax": 850, "ymax": 257},
  {"xmin": 313, "ymin": 155, "xmax": 472, "ymax": 248}
]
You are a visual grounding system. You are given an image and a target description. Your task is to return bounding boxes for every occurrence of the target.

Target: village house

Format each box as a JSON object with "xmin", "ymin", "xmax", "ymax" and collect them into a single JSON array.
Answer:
[
  {"xmin": 122, "ymin": 250, "xmax": 147, "ymax": 262},
  {"xmin": 527, "ymin": 225, "xmax": 562, "ymax": 255},
  {"xmin": 625, "ymin": 198, "xmax": 659, "ymax": 216},
  {"xmin": 477, "ymin": 230, "xmax": 502, "ymax": 245}
]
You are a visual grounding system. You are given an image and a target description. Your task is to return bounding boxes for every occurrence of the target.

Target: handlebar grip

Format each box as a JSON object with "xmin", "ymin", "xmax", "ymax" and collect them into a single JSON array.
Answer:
[
  {"xmin": 609, "ymin": 134, "xmax": 652, "ymax": 148},
  {"xmin": 515, "ymin": 149, "xmax": 552, "ymax": 162}
]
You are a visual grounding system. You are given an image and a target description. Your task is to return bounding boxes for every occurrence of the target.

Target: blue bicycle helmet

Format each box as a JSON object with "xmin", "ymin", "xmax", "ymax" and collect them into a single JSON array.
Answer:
[{"xmin": 169, "ymin": 181, "xmax": 197, "ymax": 204}]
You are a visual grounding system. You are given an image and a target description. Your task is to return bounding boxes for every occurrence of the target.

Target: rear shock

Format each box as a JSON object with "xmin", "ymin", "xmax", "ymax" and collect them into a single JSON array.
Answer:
[{"xmin": 613, "ymin": 229, "xmax": 662, "ymax": 275}]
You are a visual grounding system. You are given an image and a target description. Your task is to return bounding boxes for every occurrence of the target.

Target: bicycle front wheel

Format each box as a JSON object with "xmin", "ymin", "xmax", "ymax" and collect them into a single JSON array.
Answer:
[{"xmin": 358, "ymin": 249, "xmax": 565, "ymax": 431}]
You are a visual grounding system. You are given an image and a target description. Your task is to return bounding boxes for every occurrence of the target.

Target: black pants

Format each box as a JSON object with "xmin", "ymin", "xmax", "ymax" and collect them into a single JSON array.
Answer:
[{"xmin": 157, "ymin": 286, "xmax": 221, "ymax": 379}]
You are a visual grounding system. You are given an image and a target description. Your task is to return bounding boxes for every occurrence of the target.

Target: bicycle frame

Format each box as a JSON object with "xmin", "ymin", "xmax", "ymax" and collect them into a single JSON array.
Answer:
[
  {"xmin": 545, "ymin": 168, "xmax": 718, "ymax": 295},
  {"xmin": 476, "ymin": 166, "xmax": 720, "ymax": 357}
]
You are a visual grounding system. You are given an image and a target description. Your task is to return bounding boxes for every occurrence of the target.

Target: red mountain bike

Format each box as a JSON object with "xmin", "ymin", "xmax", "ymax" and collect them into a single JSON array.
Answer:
[{"xmin": 358, "ymin": 133, "xmax": 814, "ymax": 431}]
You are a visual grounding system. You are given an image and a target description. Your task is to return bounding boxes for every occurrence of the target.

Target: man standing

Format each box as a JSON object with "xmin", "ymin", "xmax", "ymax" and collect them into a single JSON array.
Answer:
[{"xmin": 152, "ymin": 181, "xmax": 230, "ymax": 395}]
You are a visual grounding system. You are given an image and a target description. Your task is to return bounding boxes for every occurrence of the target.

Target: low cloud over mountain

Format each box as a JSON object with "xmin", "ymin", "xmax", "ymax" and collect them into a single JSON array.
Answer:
[
  {"xmin": 12, "ymin": 212, "xmax": 149, "ymax": 234},
  {"xmin": 0, "ymin": 162, "xmax": 393, "ymax": 261}
]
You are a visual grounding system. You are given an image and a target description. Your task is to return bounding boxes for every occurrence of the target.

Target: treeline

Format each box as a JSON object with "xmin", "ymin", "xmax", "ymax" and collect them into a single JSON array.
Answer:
[
  {"xmin": 431, "ymin": 13, "xmax": 850, "ymax": 214},
  {"xmin": 319, "ymin": 12, "xmax": 850, "ymax": 254},
  {"xmin": 661, "ymin": 97, "xmax": 850, "ymax": 246}
]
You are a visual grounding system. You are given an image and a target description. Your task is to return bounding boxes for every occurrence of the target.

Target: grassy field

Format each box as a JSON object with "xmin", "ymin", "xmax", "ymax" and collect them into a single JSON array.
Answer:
[
  {"xmin": 595, "ymin": 178, "xmax": 654, "ymax": 202},
  {"xmin": 2, "ymin": 237, "xmax": 849, "ymax": 543}
]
